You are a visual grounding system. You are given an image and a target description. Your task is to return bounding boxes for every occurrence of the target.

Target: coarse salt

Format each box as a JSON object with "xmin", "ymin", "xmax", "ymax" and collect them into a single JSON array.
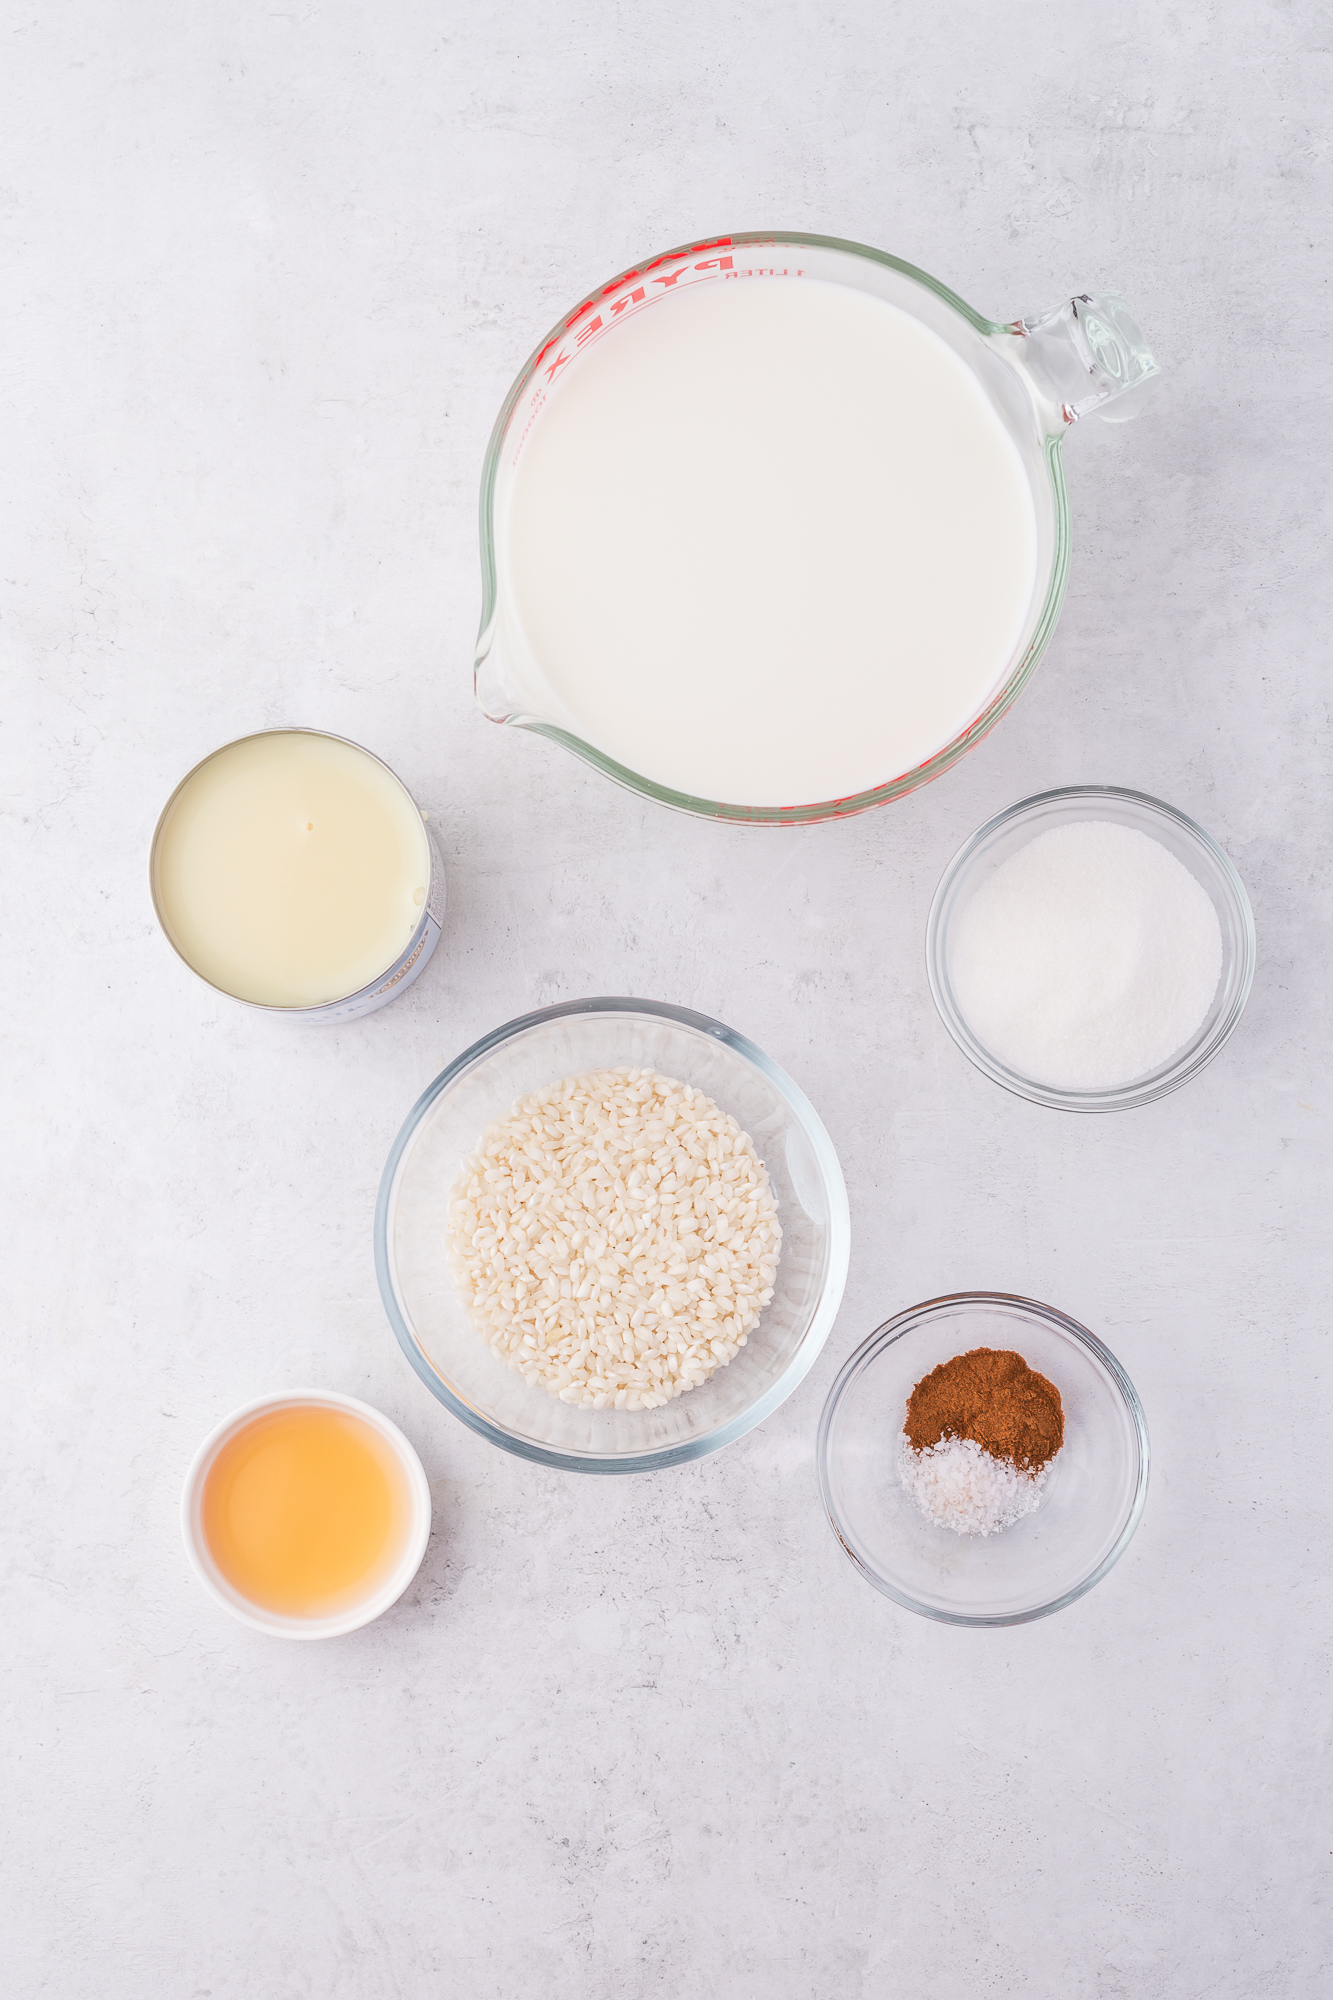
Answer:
[
  {"xmin": 950, "ymin": 820, "xmax": 1223, "ymax": 1090},
  {"xmin": 898, "ymin": 1433, "xmax": 1054, "ymax": 1537}
]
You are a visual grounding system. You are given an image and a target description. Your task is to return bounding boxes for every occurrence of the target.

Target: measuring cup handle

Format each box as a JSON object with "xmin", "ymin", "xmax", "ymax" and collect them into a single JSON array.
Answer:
[{"xmin": 1007, "ymin": 292, "xmax": 1160, "ymax": 428}]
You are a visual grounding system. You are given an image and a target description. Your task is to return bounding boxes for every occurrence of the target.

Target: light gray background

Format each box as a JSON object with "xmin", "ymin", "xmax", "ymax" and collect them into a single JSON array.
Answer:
[{"xmin": 3, "ymin": 3, "xmax": 1329, "ymax": 1994}]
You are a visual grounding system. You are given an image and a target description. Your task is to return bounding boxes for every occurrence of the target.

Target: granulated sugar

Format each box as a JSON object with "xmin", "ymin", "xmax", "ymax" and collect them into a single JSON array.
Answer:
[
  {"xmin": 950, "ymin": 820, "xmax": 1223, "ymax": 1090},
  {"xmin": 898, "ymin": 1433, "xmax": 1052, "ymax": 1537}
]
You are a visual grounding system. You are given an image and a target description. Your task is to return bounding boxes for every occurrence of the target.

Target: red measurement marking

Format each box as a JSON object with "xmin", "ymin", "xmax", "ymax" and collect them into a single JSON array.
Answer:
[
  {"xmin": 642, "ymin": 235, "xmax": 733, "ymax": 276},
  {"xmin": 523, "ymin": 241, "xmax": 738, "ymax": 409},
  {"xmin": 652, "ymin": 254, "xmax": 735, "ymax": 290}
]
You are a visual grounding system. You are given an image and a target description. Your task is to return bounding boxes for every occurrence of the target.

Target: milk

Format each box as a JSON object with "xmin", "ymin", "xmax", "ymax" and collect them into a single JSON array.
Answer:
[
  {"xmin": 502, "ymin": 277, "xmax": 1039, "ymax": 806},
  {"xmin": 152, "ymin": 731, "xmax": 431, "ymax": 1007}
]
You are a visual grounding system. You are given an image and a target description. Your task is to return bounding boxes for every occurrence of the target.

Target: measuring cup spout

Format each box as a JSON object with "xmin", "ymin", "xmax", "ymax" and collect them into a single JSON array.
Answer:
[
  {"xmin": 474, "ymin": 617, "xmax": 522, "ymax": 725},
  {"xmin": 1008, "ymin": 292, "xmax": 1159, "ymax": 428}
]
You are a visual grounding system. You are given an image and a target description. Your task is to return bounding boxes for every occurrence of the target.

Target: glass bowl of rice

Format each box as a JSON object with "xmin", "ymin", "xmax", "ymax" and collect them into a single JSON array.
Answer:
[
  {"xmin": 375, "ymin": 997, "xmax": 850, "ymax": 1473},
  {"xmin": 817, "ymin": 1294, "xmax": 1149, "ymax": 1625}
]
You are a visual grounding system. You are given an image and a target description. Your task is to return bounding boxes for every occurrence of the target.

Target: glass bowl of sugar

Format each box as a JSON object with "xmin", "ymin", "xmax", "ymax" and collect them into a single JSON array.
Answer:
[
  {"xmin": 817, "ymin": 1293, "xmax": 1149, "ymax": 1625},
  {"xmin": 375, "ymin": 998, "xmax": 850, "ymax": 1473},
  {"xmin": 926, "ymin": 786, "xmax": 1256, "ymax": 1112}
]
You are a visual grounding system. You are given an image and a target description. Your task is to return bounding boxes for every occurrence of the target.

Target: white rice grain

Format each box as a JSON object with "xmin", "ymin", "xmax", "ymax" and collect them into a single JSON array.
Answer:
[{"xmin": 446, "ymin": 1067, "xmax": 781, "ymax": 1410}]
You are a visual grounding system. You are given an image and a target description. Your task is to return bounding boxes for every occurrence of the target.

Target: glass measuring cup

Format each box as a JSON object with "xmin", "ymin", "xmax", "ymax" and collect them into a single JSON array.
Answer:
[{"xmin": 475, "ymin": 232, "xmax": 1158, "ymax": 825}]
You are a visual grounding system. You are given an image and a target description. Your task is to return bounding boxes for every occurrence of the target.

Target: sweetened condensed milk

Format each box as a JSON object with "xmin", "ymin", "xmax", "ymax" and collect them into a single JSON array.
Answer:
[{"xmin": 152, "ymin": 730, "xmax": 431, "ymax": 1009}]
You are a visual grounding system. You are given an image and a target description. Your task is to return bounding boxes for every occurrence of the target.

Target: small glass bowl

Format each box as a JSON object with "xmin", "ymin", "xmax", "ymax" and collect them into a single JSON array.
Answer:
[
  {"xmin": 817, "ymin": 1294, "xmax": 1149, "ymax": 1625},
  {"xmin": 925, "ymin": 785, "xmax": 1256, "ymax": 1112},
  {"xmin": 375, "ymin": 998, "xmax": 850, "ymax": 1474}
]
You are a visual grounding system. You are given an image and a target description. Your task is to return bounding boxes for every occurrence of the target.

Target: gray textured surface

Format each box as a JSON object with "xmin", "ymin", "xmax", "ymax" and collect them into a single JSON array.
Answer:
[{"xmin": 3, "ymin": 3, "xmax": 1330, "ymax": 1994}]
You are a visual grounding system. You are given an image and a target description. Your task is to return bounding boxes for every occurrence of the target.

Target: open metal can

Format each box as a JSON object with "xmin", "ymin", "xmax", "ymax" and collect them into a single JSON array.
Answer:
[{"xmin": 149, "ymin": 728, "xmax": 446, "ymax": 1023}]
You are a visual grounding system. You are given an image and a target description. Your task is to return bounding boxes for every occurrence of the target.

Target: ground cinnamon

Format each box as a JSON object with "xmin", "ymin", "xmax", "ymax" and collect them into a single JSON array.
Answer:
[{"xmin": 905, "ymin": 1347, "xmax": 1064, "ymax": 1470}]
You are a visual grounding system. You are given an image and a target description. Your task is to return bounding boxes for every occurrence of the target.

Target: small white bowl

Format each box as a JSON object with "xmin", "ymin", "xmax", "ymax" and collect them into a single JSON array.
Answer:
[{"xmin": 180, "ymin": 1390, "xmax": 432, "ymax": 1640}]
